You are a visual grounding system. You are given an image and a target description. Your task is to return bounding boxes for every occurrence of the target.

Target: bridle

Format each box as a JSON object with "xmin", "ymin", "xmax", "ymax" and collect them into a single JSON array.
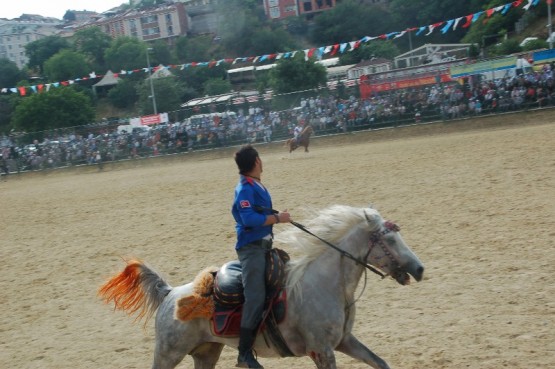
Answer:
[{"xmin": 363, "ymin": 218, "xmax": 403, "ymax": 279}]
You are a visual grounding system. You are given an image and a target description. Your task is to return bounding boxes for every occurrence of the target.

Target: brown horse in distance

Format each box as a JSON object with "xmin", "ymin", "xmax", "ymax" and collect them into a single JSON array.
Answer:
[{"xmin": 285, "ymin": 125, "xmax": 314, "ymax": 153}]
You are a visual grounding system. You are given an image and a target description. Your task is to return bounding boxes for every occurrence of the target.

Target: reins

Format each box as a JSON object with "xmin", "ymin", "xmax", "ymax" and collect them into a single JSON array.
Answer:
[{"xmin": 254, "ymin": 206, "xmax": 386, "ymax": 278}]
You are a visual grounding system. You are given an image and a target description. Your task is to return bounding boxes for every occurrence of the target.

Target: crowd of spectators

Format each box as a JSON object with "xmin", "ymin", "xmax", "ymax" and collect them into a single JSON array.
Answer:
[{"xmin": 1, "ymin": 63, "xmax": 555, "ymax": 175}]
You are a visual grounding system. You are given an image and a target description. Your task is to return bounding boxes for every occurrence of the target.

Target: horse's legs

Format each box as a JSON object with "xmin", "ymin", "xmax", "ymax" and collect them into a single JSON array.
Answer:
[
  {"xmin": 191, "ymin": 342, "xmax": 225, "ymax": 369},
  {"xmin": 152, "ymin": 345, "xmax": 188, "ymax": 369},
  {"xmin": 309, "ymin": 346, "xmax": 337, "ymax": 369},
  {"xmin": 335, "ymin": 333, "xmax": 391, "ymax": 369}
]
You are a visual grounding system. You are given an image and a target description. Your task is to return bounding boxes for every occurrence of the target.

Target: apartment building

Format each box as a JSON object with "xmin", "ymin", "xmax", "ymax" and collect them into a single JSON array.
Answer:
[
  {"xmin": 0, "ymin": 16, "xmax": 62, "ymax": 69},
  {"xmin": 77, "ymin": 2, "xmax": 190, "ymax": 45}
]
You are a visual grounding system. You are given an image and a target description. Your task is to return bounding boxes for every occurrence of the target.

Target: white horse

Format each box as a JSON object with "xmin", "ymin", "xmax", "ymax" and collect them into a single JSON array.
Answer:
[{"xmin": 99, "ymin": 205, "xmax": 424, "ymax": 369}]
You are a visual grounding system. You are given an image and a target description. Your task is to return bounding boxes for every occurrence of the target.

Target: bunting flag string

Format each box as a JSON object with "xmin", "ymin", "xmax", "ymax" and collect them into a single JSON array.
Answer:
[{"xmin": 0, "ymin": 0, "xmax": 540, "ymax": 96}]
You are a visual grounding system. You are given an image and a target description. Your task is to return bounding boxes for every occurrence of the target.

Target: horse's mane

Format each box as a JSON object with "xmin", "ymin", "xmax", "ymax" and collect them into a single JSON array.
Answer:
[
  {"xmin": 301, "ymin": 125, "xmax": 313, "ymax": 136},
  {"xmin": 276, "ymin": 205, "xmax": 381, "ymax": 295}
]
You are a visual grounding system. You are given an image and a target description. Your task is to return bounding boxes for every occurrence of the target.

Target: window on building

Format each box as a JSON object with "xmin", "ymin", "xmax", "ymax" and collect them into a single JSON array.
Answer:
[
  {"xmin": 303, "ymin": 1, "xmax": 313, "ymax": 12},
  {"xmin": 168, "ymin": 25, "xmax": 174, "ymax": 35},
  {"xmin": 269, "ymin": 7, "xmax": 280, "ymax": 18},
  {"xmin": 141, "ymin": 15, "xmax": 157, "ymax": 24}
]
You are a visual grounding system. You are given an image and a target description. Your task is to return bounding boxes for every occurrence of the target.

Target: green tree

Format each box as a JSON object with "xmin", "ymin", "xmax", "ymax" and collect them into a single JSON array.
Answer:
[
  {"xmin": 490, "ymin": 39, "xmax": 522, "ymax": 57},
  {"xmin": 25, "ymin": 35, "xmax": 70, "ymax": 73},
  {"xmin": 137, "ymin": 77, "xmax": 184, "ymax": 115},
  {"xmin": 104, "ymin": 37, "xmax": 147, "ymax": 71},
  {"xmin": 268, "ymin": 54, "xmax": 327, "ymax": 94},
  {"xmin": 462, "ymin": 0, "xmax": 525, "ymax": 47},
  {"xmin": 43, "ymin": 50, "xmax": 91, "ymax": 82},
  {"xmin": 203, "ymin": 78, "xmax": 232, "ymax": 96},
  {"xmin": 11, "ymin": 87, "xmax": 95, "ymax": 132},
  {"xmin": 175, "ymin": 65, "xmax": 227, "ymax": 96},
  {"xmin": 175, "ymin": 35, "xmax": 213, "ymax": 63},
  {"xmin": 107, "ymin": 79, "xmax": 139, "ymax": 109},
  {"xmin": 522, "ymin": 38, "xmax": 549, "ymax": 51},
  {"xmin": 0, "ymin": 58, "xmax": 26, "ymax": 89},
  {"xmin": 150, "ymin": 40, "xmax": 173, "ymax": 65},
  {"xmin": 73, "ymin": 27, "xmax": 112, "ymax": 71},
  {"xmin": 310, "ymin": 0, "xmax": 393, "ymax": 45},
  {"xmin": 250, "ymin": 27, "xmax": 297, "ymax": 56},
  {"xmin": 0, "ymin": 95, "xmax": 19, "ymax": 134},
  {"xmin": 216, "ymin": 0, "xmax": 266, "ymax": 56},
  {"xmin": 339, "ymin": 41, "xmax": 401, "ymax": 65}
]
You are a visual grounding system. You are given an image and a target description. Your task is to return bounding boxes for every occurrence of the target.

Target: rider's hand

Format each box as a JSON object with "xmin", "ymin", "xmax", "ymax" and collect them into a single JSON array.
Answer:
[{"xmin": 278, "ymin": 210, "xmax": 291, "ymax": 223}]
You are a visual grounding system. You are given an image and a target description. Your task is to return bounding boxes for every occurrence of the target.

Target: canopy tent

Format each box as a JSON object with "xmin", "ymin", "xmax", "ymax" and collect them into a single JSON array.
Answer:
[
  {"xmin": 92, "ymin": 70, "xmax": 119, "ymax": 95},
  {"xmin": 148, "ymin": 64, "xmax": 173, "ymax": 79}
]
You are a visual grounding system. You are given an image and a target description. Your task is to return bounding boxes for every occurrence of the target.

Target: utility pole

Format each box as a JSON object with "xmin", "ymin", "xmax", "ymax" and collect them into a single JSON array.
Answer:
[
  {"xmin": 146, "ymin": 47, "xmax": 158, "ymax": 115},
  {"xmin": 548, "ymin": 0, "xmax": 553, "ymax": 49}
]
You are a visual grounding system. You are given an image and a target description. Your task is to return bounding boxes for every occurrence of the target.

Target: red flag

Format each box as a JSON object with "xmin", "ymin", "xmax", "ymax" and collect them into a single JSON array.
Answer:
[
  {"xmin": 18, "ymin": 86, "xmax": 26, "ymax": 96},
  {"xmin": 462, "ymin": 14, "xmax": 473, "ymax": 28},
  {"xmin": 330, "ymin": 44, "xmax": 340, "ymax": 56},
  {"xmin": 486, "ymin": 8, "xmax": 495, "ymax": 17},
  {"xmin": 512, "ymin": 0, "xmax": 523, "ymax": 7}
]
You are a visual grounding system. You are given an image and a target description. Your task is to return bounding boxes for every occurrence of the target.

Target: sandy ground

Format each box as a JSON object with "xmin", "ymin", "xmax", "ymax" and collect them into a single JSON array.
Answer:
[{"xmin": 1, "ymin": 109, "xmax": 554, "ymax": 369}]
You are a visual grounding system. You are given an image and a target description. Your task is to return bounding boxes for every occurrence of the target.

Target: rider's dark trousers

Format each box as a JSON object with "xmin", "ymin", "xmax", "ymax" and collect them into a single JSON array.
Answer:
[{"xmin": 236, "ymin": 240, "xmax": 271, "ymax": 330}]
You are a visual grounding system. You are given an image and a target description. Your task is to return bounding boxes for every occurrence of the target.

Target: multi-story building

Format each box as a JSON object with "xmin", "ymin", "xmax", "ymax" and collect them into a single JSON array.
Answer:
[
  {"xmin": 0, "ymin": 15, "xmax": 62, "ymax": 69},
  {"xmin": 77, "ymin": 2, "xmax": 190, "ymax": 45},
  {"xmin": 263, "ymin": 0, "xmax": 336, "ymax": 20},
  {"xmin": 70, "ymin": 11, "xmax": 100, "ymax": 23}
]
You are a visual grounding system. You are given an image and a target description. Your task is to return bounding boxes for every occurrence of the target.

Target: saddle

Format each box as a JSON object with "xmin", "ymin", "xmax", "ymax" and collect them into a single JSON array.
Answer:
[
  {"xmin": 174, "ymin": 248, "xmax": 294, "ymax": 357},
  {"xmin": 212, "ymin": 248, "xmax": 289, "ymax": 337}
]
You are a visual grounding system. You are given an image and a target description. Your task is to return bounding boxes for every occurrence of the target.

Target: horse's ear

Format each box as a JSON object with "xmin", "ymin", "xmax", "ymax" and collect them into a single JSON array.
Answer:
[{"xmin": 363, "ymin": 209, "xmax": 379, "ymax": 229}]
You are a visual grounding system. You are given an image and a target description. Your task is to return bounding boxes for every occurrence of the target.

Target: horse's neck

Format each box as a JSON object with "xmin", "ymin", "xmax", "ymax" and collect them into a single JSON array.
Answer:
[{"xmin": 292, "ymin": 232, "xmax": 367, "ymax": 301}]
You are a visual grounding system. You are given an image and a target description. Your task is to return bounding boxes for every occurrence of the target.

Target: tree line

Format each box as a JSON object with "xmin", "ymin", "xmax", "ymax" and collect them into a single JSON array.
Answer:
[{"xmin": 0, "ymin": 0, "xmax": 549, "ymax": 135}]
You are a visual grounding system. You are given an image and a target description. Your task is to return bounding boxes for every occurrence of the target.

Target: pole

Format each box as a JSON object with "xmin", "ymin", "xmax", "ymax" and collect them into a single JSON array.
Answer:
[
  {"xmin": 146, "ymin": 48, "xmax": 158, "ymax": 115},
  {"xmin": 548, "ymin": 0, "xmax": 553, "ymax": 49}
]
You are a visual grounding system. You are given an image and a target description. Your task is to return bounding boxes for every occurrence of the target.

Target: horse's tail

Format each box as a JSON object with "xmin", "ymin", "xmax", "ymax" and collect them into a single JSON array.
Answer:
[{"xmin": 98, "ymin": 259, "xmax": 172, "ymax": 325}]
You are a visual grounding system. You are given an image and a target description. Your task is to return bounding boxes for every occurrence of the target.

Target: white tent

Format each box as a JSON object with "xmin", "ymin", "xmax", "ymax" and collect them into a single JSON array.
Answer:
[{"xmin": 92, "ymin": 70, "xmax": 119, "ymax": 95}]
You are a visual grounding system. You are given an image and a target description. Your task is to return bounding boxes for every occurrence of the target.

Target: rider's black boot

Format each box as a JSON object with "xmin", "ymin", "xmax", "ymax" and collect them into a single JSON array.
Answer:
[{"xmin": 236, "ymin": 328, "xmax": 264, "ymax": 368}]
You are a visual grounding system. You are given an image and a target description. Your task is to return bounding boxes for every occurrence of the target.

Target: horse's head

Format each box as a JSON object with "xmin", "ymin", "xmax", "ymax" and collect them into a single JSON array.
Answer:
[
  {"xmin": 302, "ymin": 125, "xmax": 314, "ymax": 136},
  {"xmin": 363, "ymin": 208, "xmax": 424, "ymax": 285}
]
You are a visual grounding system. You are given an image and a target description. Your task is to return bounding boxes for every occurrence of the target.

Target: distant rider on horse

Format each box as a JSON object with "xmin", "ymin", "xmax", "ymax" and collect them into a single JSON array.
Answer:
[{"xmin": 293, "ymin": 122, "xmax": 304, "ymax": 145}]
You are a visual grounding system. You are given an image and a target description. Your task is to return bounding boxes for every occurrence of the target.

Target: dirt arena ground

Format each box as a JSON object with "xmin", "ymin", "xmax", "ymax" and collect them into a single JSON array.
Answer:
[{"xmin": 1, "ymin": 109, "xmax": 554, "ymax": 369}]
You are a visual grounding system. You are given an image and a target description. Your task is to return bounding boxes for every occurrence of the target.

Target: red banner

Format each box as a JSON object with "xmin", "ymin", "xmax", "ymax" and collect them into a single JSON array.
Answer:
[
  {"xmin": 141, "ymin": 114, "xmax": 162, "ymax": 125},
  {"xmin": 359, "ymin": 73, "xmax": 454, "ymax": 98}
]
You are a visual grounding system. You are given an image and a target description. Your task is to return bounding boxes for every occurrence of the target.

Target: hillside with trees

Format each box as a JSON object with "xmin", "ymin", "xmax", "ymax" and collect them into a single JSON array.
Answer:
[{"xmin": 0, "ymin": 0, "xmax": 551, "ymax": 135}]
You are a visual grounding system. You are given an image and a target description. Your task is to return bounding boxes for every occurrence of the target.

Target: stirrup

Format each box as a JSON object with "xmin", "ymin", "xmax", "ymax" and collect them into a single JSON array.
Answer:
[{"xmin": 236, "ymin": 350, "xmax": 264, "ymax": 368}]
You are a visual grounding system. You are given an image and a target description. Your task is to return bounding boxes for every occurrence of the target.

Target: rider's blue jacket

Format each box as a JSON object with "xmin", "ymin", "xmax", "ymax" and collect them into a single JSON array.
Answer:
[{"xmin": 232, "ymin": 175, "xmax": 273, "ymax": 249}]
